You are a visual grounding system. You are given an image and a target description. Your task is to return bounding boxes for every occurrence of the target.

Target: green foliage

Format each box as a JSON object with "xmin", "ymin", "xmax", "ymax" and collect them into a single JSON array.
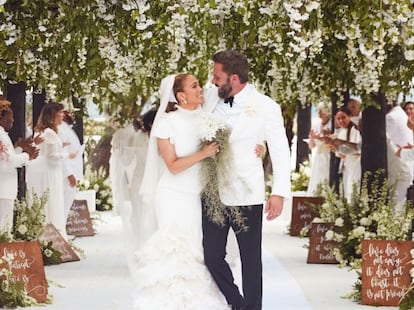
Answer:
[
  {"xmin": 12, "ymin": 192, "xmax": 62, "ymax": 266},
  {"xmin": 0, "ymin": 191, "xmax": 57, "ymax": 308},
  {"xmin": 0, "ymin": 254, "xmax": 37, "ymax": 308},
  {"xmin": 1, "ymin": 1, "xmax": 414, "ymax": 126},
  {"xmin": 13, "ymin": 192, "xmax": 48, "ymax": 241},
  {"xmin": 83, "ymin": 118, "xmax": 108, "ymax": 138},
  {"xmin": 290, "ymin": 160, "xmax": 311, "ymax": 192},
  {"xmin": 314, "ymin": 171, "xmax": 414, "ymax": 304},
  {"xmin": 41, "ymin": 241, "xmax": 62, "ymax": 266},
  {"xmin": 316, "ymin": 171, "xmax": 414, "ymax": 269}
]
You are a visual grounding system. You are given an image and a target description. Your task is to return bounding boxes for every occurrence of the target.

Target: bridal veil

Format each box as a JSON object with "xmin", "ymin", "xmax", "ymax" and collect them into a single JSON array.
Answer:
[{"xmin": 135, "ymin": 74, "xmax": 177, "ymax": 250}]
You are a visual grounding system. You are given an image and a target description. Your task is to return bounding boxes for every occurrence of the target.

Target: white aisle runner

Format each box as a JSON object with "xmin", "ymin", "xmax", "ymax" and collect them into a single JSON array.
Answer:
[
  {"xmin": 23, "ymin": 212, "xmax": 310, "ymax": 310},
  {"xmin": 230, "ymin": 243, "xmax": 311, "ymax": 309},
  {"xmin": 262, "ymin": 248, "xmax": 311, "ymax": 309}
]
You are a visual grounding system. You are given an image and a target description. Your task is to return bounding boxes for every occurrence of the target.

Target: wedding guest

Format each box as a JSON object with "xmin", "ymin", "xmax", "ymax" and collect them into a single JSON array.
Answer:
[
  {"xmin": 326, "ymin": 107, "xmax": 361, "ymax": 202},
  {"xmin": 58, "ymin": 110, "xmax": 84, "ymax": 218},
  {"xmin": 386, "ymin": 101, "xmax": 413, "ymax": 149},
  {"xmin": 403, "ymin": 101, "xmax": 414, "ymax": 118},
  {"xmin": 403, "ymin": 101, "xmax": 414, "ymax": 133},
  {"xmin": 26, "ymin": 102, "xmax": 77, "ymax": 238},
  {"xmin": 386, "ymin": 101, "xmax": 413, "ymax": 204},
  {"xmin": 346, "ymin": 98, "xmax": 361, "ymax": 128},
  {"xmin": 307, "ymin": 102, "xmax": 332, "ymax": 196},
  {"xmin": 0, "ymin": 99, "xmax": 38, "ymax": 233},
  {"xmin": 387, "ymin": 136, "xmax": 412, "ymax": 214},
  {"xmin": 203, "ymin": 50, "xmax": 291, "ymax": 310}
]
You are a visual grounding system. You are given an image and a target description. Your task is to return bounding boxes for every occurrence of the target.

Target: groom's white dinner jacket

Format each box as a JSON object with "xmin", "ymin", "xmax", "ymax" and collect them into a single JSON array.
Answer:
[
  {"xmin": 0, "ymin": 126, "xmax": 30, "ymax": 200},
  {"xmin": 203, "ymin": 84, "xmax": 291, "ymax": 207}
]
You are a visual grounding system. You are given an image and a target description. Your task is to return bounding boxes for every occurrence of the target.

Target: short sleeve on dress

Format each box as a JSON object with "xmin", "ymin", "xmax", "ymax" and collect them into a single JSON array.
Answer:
[{"xmin": 152, "ymin": 117, "xmax": 176, "ymax": 144}]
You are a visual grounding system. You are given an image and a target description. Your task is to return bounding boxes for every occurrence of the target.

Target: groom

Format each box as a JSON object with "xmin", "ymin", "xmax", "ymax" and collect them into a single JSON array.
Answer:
[{"xmin": 202, "ymin": 50, "xmax": 291, "ymax": 310}]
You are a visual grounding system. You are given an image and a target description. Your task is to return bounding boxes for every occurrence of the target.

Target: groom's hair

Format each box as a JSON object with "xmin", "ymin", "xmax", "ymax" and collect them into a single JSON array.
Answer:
[{"xmin": 212, "ymin": 50, "xmax": 249, "ymax": 84}]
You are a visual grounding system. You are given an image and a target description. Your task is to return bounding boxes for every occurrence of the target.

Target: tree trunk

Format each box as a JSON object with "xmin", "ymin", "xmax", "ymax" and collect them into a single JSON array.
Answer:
[
  {"xmin": 361, "ymin": 93, "xmax": 387, "ymax": 188},
  {"xmin": 32, "ymin": 87, "xmax": 46, "ymax": 131},
  {"xmin": 329, "ymin": 93, "xmax": 340, "ymax": 189},
  {"xmin": 5, "ymin": 80, "xmax": 26, "ymax": 199},
  {"xmin": 295, "ymin": 101, "xmax": 311, "ymax": 171},
  {"xmin": 72, "ymin": 96, "xmax": 84, "ymax": 145}
]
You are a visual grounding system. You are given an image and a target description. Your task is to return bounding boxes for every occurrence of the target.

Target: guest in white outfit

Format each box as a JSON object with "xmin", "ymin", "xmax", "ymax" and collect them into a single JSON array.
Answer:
[
  {"xmin": 346, "ymin": 98, "xmax": 361, "ymax": 128},
  {"xmin": 307, "ymin": 102, "xmax": 332, "ymax": 196},
  {"xmin": 26, "ymin": 102, "xmax": 77, "ymax": 238},
  {"xmin": 403, "ymin": 101, "xmax": 414, "ymax": 119},
  {"xmin": 325, "ymin": 107, "xmax": 361, "ymax": 202},
  {"xmin": 58, "ymin": 110, "xmax": 84, "ymax": 218},
  {"xmin": 387, "ymin": 101, "xmax": 413, "ymax": 148},
  {"xmin": 386, "ymin": 101, "xmax": 413, "ymax": 211},
  {"xmin": 202, "ymin": 50, "xmax": 291, "ymax": 310},
  {"xmin": 0, "ymin": 99, "xmax": 39, "ymax": 233}
]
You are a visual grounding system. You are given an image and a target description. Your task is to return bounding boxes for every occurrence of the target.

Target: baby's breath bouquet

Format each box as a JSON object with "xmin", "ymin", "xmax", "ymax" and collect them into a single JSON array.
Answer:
[
  {"xmin": 78, "ymin": 165, "xmax": 113, "ymax": 211},
  {"xmin": 199, "ymin": 112, "xmax": 246, "ymax": 232}
]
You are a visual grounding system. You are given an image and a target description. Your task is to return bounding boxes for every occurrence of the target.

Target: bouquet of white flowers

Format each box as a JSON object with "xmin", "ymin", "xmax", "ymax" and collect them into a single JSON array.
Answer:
[{"xmin": 199, "ymin": 112, "xmax": 247, "ymax": 232}]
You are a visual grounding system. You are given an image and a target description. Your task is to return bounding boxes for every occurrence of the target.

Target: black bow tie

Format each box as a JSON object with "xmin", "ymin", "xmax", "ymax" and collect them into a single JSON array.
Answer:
[{"xmin": 224, "ymin": 96, "xmax": 234, "ymax": 108}]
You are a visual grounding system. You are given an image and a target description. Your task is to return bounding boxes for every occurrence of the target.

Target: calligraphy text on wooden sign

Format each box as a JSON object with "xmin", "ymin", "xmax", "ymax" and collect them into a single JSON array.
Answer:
[{"xmin": 361, "ymin": 240, "xmax": 413, "ymax": 306}]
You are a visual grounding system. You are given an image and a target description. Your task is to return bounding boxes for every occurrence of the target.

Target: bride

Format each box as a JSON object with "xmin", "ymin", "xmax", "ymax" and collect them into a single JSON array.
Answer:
[{"xmin": 130, "ymin": 74, "xmax": 229, "ymax": 309}]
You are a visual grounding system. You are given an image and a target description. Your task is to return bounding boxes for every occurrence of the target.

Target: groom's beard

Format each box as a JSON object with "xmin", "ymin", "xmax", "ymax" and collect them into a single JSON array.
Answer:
[{"xmin": 216, "ymin": 79, "xmax": 232, "ymax": 99}]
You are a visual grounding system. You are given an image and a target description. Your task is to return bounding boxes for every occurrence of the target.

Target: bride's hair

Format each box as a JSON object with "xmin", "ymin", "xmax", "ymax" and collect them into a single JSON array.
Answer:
[{"xmin": 166, "ymin": 73, "xmax": 189, "ymax": 112}]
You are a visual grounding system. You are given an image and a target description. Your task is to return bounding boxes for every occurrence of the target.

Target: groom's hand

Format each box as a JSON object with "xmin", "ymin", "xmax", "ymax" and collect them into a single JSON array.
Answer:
[{"xmin": 265, "ymin": 195, "xmax": 284, "ymax": 221}]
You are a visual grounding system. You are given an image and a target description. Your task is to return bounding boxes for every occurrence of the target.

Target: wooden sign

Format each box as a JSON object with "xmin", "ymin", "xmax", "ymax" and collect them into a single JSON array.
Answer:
[
  {"xmin": 290, "ymin": 196, "xmax": 323, "ymax": 236},
  {"xmin": 66, "ymin": 199, "xmax": 95, "ymax": 237},
  {"xmin": 361, "ymin": 240, "xmax": 413, "ymax": 306},
  {"xmin": 0, "ymin": 241, "xmax": 48, "ymax": 302},
  {"xmin": 39, "ymin": 224, "xmax": 80, "ymax": 263},
  {"xmin": 307, "ymin": 222, "xmax": 338, "ymax": 264}
]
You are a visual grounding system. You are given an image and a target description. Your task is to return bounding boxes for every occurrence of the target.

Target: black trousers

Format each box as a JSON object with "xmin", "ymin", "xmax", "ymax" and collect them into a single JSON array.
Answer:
[{"xmin": 202, "ymin": 202, "xmax": 263, "ymax": 310}]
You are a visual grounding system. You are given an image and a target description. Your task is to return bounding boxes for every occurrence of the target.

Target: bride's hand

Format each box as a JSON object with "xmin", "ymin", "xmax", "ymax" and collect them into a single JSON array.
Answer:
[{"xmin": 201, "ymin": 142, "xmax": 219, "ymax": 158}]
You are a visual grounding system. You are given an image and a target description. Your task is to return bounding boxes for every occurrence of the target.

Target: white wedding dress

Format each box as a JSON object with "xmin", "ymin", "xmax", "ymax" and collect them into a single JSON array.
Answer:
[
  {"xmin": 26, "ymin": 128, "xmax": 68, "ymax": 237},
  {"xmin": 131, "ymin": 106, "xmax": 228, "ymax": 310}
]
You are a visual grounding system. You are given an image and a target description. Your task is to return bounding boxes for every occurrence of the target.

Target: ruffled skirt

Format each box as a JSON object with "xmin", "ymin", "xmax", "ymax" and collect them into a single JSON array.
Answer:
[{"xmin": 131, "ymin": 227, "xmax": 228, "ymax": 310}]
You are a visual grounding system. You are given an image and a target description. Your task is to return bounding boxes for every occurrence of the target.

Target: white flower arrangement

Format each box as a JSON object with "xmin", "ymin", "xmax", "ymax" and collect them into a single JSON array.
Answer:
[
  {"xmin": 0, "ymin": 253, "xmax": 38, "ymax": 308},
  {"xmin": 199, "ymin": 112, "xmax": 227, "ymax": 142},
  {"xmin": 291, "ymin": 160, "xmax": 311, "ymax": 192},
  {"xmin": 400, "ymin": 249, "xmax": 414, "ymax": 309},
  {"xmin": 313, "ymin": 170, "xmax": 414, "ymax": 304},
  {"xmin": 78, "ymin": 165, "xmax": 113, "ymax": 211}
]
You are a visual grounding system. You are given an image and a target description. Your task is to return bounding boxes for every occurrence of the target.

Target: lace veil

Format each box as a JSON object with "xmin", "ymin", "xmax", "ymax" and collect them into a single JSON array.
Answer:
[{"xmin": 136, "ymin": 74, "xmax": 177, "ymax": 249}]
